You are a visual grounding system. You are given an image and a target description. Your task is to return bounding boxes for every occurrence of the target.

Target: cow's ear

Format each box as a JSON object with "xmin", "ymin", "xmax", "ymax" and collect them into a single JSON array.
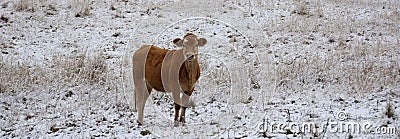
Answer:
[
  {"xmin": 198, "ymin": 38, "xmax": 207, "ymax": 46},
  {"xmin": 173, "ymin": 38, "xmax": 184, "ymax": 47}
]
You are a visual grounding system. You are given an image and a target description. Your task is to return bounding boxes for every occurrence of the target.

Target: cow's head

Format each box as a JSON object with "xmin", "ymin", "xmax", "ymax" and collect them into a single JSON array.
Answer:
[{"xmin": 173, "ymin": 33, "xmax": 207, "ymax": 62}]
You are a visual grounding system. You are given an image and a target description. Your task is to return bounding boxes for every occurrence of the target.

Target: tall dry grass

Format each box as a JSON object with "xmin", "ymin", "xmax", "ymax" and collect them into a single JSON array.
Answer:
[
  {"xmin": 234, "ymin": 0, "xmax": 400, "ymax": 94},
  {"xmin": 273, "ymin": 43, "xmax": 400, "ymax": 94},
  {"xmin": 0, "ymin": 51, "xmax": 108, "ymax": 94}
]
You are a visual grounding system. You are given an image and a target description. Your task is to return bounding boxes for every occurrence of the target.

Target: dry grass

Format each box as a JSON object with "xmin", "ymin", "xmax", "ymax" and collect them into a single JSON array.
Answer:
[
  {"xmin": 240, "ymin": 0, "xmax": 400, "ymax": 94},
  {"xmin": 0, "ymin": 51, "xmax": 108, "ymax": 94},
  {"xmin": 51, "ymin": 51, "xmax": 108, "ymax": 85},
  {"xmin": 273, "ymin": 42, "xmax": 399, "ymax": 94},
  {"xmin": 293, "ymin": 0, "xmax": 310, "ymax": 16},
  {"xmin": 11, "ymin": 0, "xmax": 92, "ymax": 17},
  {"xmin": 0, "ymin": 56, "xmax": 47, "ymax": 93},
  {"xmin": 385, "ymin": 100, "xmax": 395, "ymax": 119},
  {"xmin": 70, "ymin": 0, "xmax": 92, "ymax": 17},
  {"xmin": 14, "ymin": 0, "xmax": 35, "ymax": 12}
]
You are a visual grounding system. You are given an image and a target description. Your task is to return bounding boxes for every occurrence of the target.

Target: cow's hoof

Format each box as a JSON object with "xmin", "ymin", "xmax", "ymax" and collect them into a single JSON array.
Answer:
[
  {"xmin": 174, "ymin": 121, "xmax": 179, "ymax": 127},
  {"xmin": 137, "ymin": 120, "xmax": 143, "ymax": 126},
  {"xmin": 180, "ymin": 122, "xmax": 186, "ymax": 126}
]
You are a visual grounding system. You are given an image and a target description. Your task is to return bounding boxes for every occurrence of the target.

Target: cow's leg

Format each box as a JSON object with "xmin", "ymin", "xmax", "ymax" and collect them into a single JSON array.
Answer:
[
  {"xmin": 135, "ymin": 87, "xmax": 144, "ymax": 125},
  {"xmin": 135, "ymin": 82, "xmax": 152, "ymax": 125},
  {"xmin": 179, "ymin": 90, "xmax": 193, "ymax": 123},
  {"xmin": 179, "ymin": 106, "xmax": 187, "ymax": 123},
  {"xmin": 174, "ymin": 102, "xmax": 182, "ymax": 127},
  {"xmin": 174, "ymin": 102, "xmax": 181, "ymax": 121},
  {"xmin": 179, "ymin": 91, "xmax": 191, "ymax": 123}
]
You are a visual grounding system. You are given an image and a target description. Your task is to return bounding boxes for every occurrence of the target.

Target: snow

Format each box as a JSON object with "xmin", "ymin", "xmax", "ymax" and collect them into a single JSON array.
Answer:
[{"xmin": 1, "ymin": 0, "xmax": 399, "ymax": 138}]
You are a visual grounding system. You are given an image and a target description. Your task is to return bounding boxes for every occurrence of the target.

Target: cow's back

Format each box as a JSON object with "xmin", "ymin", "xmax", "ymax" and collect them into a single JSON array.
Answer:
[{"xmin": 144, "ymin": 46, "xmax": 171, "ymax": 92}]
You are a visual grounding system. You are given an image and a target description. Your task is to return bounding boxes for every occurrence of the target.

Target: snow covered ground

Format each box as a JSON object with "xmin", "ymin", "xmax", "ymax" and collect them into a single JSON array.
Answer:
[{"xmin": 0, "ymin": 0, "xmax": 399, "ymax": 138}]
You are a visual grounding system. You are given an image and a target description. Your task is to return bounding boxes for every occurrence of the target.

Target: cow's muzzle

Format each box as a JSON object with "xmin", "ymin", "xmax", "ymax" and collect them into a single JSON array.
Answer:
[{"xmin": 186, "ymin": 54, "xmax": 195, "ymax": 61}]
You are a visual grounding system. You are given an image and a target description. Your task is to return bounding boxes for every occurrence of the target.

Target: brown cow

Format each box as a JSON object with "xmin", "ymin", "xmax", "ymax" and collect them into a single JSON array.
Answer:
[{"xmin": 132, "ymin": 33, "xmax": 207, "ymax": 125}]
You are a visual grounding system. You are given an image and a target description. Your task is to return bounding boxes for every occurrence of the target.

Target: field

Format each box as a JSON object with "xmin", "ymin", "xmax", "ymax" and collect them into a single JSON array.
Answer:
[{"xmin": 0, "ymin": 0, "xmax": 399, "ymax": 138}]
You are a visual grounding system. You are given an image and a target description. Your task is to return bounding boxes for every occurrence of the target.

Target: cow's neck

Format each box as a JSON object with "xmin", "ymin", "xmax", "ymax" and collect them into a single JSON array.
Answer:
[
  {"xmin": 176, "ymin": 52, "xmax": 197, "ymax": 91},
  {"xmin": 184, "ymin": 59, "xmax": 198, "ymax": 85}
]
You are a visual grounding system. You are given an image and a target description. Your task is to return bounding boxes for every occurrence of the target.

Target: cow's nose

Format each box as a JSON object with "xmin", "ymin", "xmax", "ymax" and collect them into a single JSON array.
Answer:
[{"xmin": 186, "ymin": 54, "xmax": 194, "ymax": 61}]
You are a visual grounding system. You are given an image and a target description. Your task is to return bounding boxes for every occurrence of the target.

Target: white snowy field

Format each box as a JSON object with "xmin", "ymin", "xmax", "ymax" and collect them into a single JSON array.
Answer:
[{"xmin": 0, "ymin": 0, "xmax": 399, "ymax": 138}]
